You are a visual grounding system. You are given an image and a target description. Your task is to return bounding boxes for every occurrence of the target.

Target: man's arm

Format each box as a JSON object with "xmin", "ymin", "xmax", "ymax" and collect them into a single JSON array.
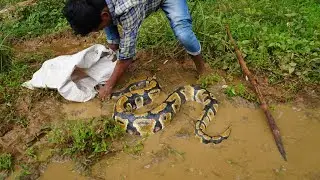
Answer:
[
  {"xmin": 98, "ymin": 58, "xmax": 132, "ymax": 100},
  {"xmin": 99, "ymin": 6, "xmax": 141, "ymax": 100}
]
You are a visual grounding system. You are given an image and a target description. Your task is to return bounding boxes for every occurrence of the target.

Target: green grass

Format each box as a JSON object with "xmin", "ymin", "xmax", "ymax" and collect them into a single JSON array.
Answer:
[
  {"xmin": 0, "ymin": 50, "xmax": 54, "ymax": 102},
  {"xmin": 0, "ymin": 50, "xmax": 56, "ymax": 136},
  {"xmin": 197, "ymin": 73, "xmax": 221, "ymax": 89},
  {"xmin": 48, "ymin": 117, "xmax": 125, "ymax": 157},
  {"xmin": 0, "ymin": 0, "xmax": 24, "ymax": 9},
  {"xmin": 0, "ymin": 0, "xmax": 68, "ymax": 40},
  {"xmin": 139, "ymin": 0, "xmax": 320, "ymax": 83},
  {"xmin": 16, "ymin": 164, "xmax": 32, "ymax": 179},
  {"xmin": 0, "ymin": 153, "xmax": 13, "ymax": 171},
  {"xmin": 0, "ymin": 36, "xmax": 12, "ymax": 73},
  {"xmin": 1, "ymin": 0, "xmax": 319, "ymax": 84},
  {"xmin": 224, "ymin": 83, "xmax": 257, "ymax": 102}
]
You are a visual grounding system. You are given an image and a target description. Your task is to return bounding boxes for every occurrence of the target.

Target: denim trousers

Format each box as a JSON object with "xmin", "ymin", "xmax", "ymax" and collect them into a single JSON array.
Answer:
[{"xmin": 104, "ymin": 0, "xmax": 201, "ymax": 56}]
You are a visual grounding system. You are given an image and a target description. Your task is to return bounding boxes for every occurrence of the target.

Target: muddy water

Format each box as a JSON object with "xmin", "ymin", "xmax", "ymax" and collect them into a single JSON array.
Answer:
[
  {"xmin": 40, "ymin": 162, "xmax": 87, "ymax": 180},
  {"xmin": 40, "ymin": 98, "xmax": 320, "ymax": 180}
]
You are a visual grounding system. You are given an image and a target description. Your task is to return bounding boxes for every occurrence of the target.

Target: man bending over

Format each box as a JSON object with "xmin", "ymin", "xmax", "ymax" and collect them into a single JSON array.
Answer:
[{"xmin": 63, "ymin": 0, "xmax": 206, "ymax": 100}]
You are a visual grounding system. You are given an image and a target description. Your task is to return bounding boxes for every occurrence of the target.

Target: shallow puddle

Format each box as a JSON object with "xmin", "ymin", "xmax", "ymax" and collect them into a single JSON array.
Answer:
[
  {"xmin": 41, "ymin": 99, "xmax": 320, "ymax": 180},
  {"xmin": 40, "ymin": 162, "xmax": 87, "ymax": 180}
]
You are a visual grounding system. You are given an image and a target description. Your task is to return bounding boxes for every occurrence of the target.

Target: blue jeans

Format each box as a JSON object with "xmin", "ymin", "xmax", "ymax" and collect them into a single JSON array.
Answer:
[{"xmin": 104, "ymin": 0, "xmax": 201, "ymax": 56}]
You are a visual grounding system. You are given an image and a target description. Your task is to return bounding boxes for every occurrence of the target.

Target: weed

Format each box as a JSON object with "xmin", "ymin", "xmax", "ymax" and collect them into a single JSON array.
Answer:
[
  {"xmin": 224, "ymin": 84, "xmax": 257, "ymax": 102},
  {"xmin": 124, "ymin": 141, "xmax": 144, "ymax": 156},
  {"xmin": 198, "ymin": 73, "xmax": 221, "ymax": 88},
  {"xmin": 225, "ymin": 86, "xmax": 237, "ymax": 97},
  {"xmin": 16, "ymin": 164, "xmax": 32, "ymax": 179},
  {"xmin": 0, "ymin": 153, "xmax": 13, "ymax": 171},
  {"xmin": 25, "ymin": 147, "xmax": 37, "ymax": 160},
  {"xmin": 48, "ymin": 116, "xmax": 125, "ymax": 158}
]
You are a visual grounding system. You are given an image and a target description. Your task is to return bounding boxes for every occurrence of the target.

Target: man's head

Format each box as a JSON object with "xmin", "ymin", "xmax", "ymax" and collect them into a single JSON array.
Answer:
[{"xmin": 63, "ymin": 0, "xmax": 112, "ymax": 36}]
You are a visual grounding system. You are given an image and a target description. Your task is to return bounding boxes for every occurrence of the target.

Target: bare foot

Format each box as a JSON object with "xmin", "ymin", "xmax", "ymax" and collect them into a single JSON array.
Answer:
[{"xmin": 190, "ymin": 54, "xmax": 212, "ymax": 77}]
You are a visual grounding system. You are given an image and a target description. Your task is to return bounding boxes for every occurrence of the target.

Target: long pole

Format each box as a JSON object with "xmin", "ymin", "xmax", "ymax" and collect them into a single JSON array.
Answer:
[{"xmin": 226, "ymin": 25, "xmax": 287, "ymax": 161}]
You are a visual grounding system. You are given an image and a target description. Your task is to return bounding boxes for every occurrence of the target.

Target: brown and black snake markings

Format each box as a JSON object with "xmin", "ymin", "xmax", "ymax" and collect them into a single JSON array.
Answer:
[{"xmin": 111, "ymin": 77, "xmax": 231, "ymax": 144}]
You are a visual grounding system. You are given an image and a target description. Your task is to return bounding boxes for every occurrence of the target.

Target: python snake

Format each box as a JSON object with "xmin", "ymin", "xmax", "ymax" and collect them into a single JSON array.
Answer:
[{"xmin": 111, "ymin": 78, "xmax": 231, "ymax": 144}]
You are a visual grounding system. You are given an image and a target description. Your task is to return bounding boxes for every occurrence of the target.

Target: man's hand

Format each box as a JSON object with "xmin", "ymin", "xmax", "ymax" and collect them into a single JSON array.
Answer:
[
  {"xmin": 108, "ymin": 44, "xmax": 119, "ymax": 52},
  {"xmin": 98, "ymin": 81, "xmax": 113, "ymax": 101},
  {"xmin": 98, "ymin": 59, "xmax": 133, "ymax": 101}
]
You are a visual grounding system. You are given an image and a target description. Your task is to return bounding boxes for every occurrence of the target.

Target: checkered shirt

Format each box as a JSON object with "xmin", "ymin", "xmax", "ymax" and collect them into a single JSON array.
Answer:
[{"xmin": 105, "ymin": 0, "xmax": 163, "ymax": 60}]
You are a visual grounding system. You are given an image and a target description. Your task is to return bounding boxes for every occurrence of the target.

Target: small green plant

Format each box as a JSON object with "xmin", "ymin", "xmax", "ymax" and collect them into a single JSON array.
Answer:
[
  {"xmin": 16, "ymin": 164, "xmax": 32, "ymax": 179},
  {"xmin": 124, "ymin": 141, "xmax": 144, "ymax": 156},
  {"xmin": 0, "ymin": 153, "xmax": 13, "ymax": 171},
  {"xmin": 198, "ymin": 73, "xmax": 221, "ymax": 88},
  {"xmin": 224, "ymin": 84, "xmax": 256, "ymax": 102},
  {"xmin": 225, "ymin": 86, "xmax": 237, "ymax": 97},
  {"xmin": 25, "ymin": 147, "xmax": 37, "ymax": 160},
  {"xmin": 48, "ymin": 117, "xmax": 125, "ymax": 157}
]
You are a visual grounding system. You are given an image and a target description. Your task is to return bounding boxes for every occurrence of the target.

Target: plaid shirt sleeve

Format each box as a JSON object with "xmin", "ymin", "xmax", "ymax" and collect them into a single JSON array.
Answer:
[{"xmin": 118, "ymin": 5, "xmax": 145, "ymax": 60}]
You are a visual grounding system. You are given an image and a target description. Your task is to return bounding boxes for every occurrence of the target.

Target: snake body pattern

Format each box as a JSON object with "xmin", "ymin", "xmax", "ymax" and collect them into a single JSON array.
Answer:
[{"xmin": 111, "ymin": 78, "xmax": 231, "ymax": 144}]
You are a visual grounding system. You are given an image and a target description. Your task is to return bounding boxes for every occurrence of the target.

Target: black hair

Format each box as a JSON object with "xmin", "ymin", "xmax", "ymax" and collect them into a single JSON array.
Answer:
[{"xmin": 63, "ymin": 0, "xmax": 106, "ymax": 36}]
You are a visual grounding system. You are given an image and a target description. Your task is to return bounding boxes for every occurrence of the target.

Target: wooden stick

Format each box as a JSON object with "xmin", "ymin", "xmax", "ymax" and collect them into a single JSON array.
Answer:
[{"xmin": 225, "ymin": 25, "xmax": 287, "ymax": 161}]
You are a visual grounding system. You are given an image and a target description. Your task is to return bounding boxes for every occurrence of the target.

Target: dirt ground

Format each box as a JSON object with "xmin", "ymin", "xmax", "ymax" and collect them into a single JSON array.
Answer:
[{"xmin": 2, "ymin": 30, "xmax": 320, "ymax": 179}]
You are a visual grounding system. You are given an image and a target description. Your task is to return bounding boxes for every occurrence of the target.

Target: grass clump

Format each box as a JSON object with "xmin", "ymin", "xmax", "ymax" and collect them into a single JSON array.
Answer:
[
  {"xmin": 198, "ymin": 73, "xmax": 221, "ymax": 88},
  {"xmin": 224, "ymin": 83, "xmax": 256, "ymax": 102},
  {"xmin": 0, "ymin": 153, "xmax": 13, "ymax": 171},
  {"xmin": 48, "ymin": 117, "xmax": 125, "ymax": 158}
]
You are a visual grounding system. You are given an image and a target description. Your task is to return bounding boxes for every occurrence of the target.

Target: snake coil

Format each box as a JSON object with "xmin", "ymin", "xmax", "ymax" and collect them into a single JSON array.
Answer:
[{"xmin": 111, "ymin": 77, "xmax": 231, "ymax": 144}]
